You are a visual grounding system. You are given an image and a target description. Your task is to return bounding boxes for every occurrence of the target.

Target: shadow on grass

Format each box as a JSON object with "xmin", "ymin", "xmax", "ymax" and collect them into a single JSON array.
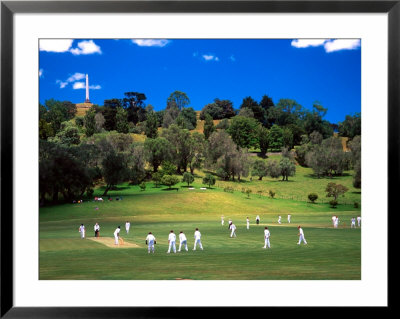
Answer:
[
  {"xmin": 304, "ymin": 173, "xmax": 352, "ymax": 179},
  {"xmin": 161, "ymin": 188, "xmax": 180, "ymax": 191}
]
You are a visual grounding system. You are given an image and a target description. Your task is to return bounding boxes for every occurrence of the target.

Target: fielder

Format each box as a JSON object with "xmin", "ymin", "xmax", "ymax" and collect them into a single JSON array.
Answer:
[
  {"xmin": 146, "ymin": 232, "xmax": 156, "ymax": 254},
  {"xmin": 288, "ymin": 214, "xmax": 291, "ymax": 223},
  {"xmin": 297, "ymin": 226, "xmax": 308, "ymax": 245},
  {"xmin": 167, "ymin": 230, "xmax": 177, "ymax": 254},
  {"xmin": 246, "ymin": 217, "xmax": 250, "ymax": 230},
  {"xmin": 351, "ymin": 217, "xmax": 356, "ymax": 229},
  {"xmin": 125, "ymin": 221, "xmax": 130, "ymax": 234},
  {"xmin": 178, "ymin": 231, "xmax": 188, "ymax": 252},
  {"xmin": 263, "ymin": 227, "xmax": 270, "ymax": 248},
  {"xmin": 94, "ymin": 222, "xmax": 100, "ymax": 237},
  {"xmin": 79, "ymin": 224, "xmax": 85, "ymax": 239},
  {"xmin": 332, "ymin": 215, "xmax": 337, "ymax": 227},
  {"xmin": 114, "ymin": 226, "xmax": 121, "ymax": 245},
  {"xmin": 228, "ymin": 219, "xmax": 232, "ymax": 230},
  {"xmin": 357, "ymin": 216, "xmax": 361, "ymax": 227},
  {"xmin": 278, "ymin": 215, "xmax": 282, "ymax": 224},
  {"xmin": 221, "ymin": 215, "xmax": 225, "ymax": 226},
  {"xmin": 230, "ymin": 223, "xmax": 237, "ymax": 238},
  {"xmin": 256, "ymin": 215, "xmax": 260, "ymax": 225},
  {"xmin": 193, "ymin": 228, "xmax": 203, "ymax": 250},
  {"xmin": 334, "ymin": 216, "xmax": 339, "ymax": 229}
]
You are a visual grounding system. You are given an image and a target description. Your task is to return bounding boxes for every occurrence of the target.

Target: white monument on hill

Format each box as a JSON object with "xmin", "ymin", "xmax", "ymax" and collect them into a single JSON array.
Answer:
[{"xmin": 85, "ymin": 73, "xmax": 91, "ymax": 103}]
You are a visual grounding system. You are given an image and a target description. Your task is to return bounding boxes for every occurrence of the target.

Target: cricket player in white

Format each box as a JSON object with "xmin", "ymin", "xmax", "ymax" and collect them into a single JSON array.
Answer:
[
  {"xmin": 332, "ymin": 215, "xmax": 337, "ymax": 227},
  {"xmin": 114, "ymin": 226, "xmax": 121, "ymax": 245},
  {"xmin": 297, "ymin": 226, "xmax": 307, "ymax": 245},
  {"xmin": 178, "ymin": 231, "xmax": 188, "ymax": 252},
  {"xmin": 351, "ymin": 217, "xmax": 356, "ymax": 228},
  {"xmin": 334, "ymin": 216, "xmax": 339, "ymax": 228},
  {"xmin": 288, "ymin": 214, "xmax": 291, "ymax": 223},
  {"xmin": 278, "ymin": 215, "xmax": 282, "ymax": 224},
  {"xmin": 146, "ymin": 232, "xmax": 156, "ymax": 253},
  {"xmin": 228, "ymin": 219, "xmax": 232, "ymax": 230},
  {"xmin": 94, "ymin": 223, "xmax": 100, "ymax": 237},
  {"xmin": 79, "ymin": 224, "xmax": 85, "ymax": 239},
  {"xmin": 256, "ymin": 215, "xmax": 260, "ymax": 225},
  {"xmin": 357, "ymin": 216, "xmax": 361, "ymax": 227},
  {"xmin": 246, "ymin": 217, "xmax": 250, "ymax": 230},
  {"xmin": 263, "ymin": 227, "xmax": 270, "ymax": 248},
  {"xmin": 221, "ymin": 215, "xmax": 224, "ymax": 226},
  {"xmin": 125, "ymin": 221, "xmax": 130, "ymax": 234},
  {"xmin": 167, "ymin": 230, "xmax": 177, "ymax": 254},
  {"xmin": 230, "ymin": 223, "xmax": 237, "ymax": 238},
  {"xmin": 193, "ymin": 228, "xmax": 203, "ymax": 250}
]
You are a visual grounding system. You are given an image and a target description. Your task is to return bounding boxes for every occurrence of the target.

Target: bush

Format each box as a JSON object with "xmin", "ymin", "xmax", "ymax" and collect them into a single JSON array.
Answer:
[
  {"xmin": 139, "ymin": 182, "xmax": 146, "ymax": 191},
  {"xmin": 224, "ymin": 186, "xmax": 234, "ymax": 193},
  {"xmin": 161, "ymin": 175, "xmax": 179, "ymax": 189},
  {"xmin": 269, "ymin": 190, "xmax": 276, "ymax": 198},
  {"xmin": 308, "ymin": 193, "xmax": 318, "ymax": 203},
  {"xmin": 202, "ymin": 173, "xmax": 216, "ymax": 188},
  {"xmin": 354, "ymin": 202, "xmax": 359, "ymax": 208},
  {"xmin": 329, "ymin": 199, "xmax": 338, "ymax": 208},
  {"xmin": 245, "ymin": 188, "xmax": 252, "ymax": 198}
]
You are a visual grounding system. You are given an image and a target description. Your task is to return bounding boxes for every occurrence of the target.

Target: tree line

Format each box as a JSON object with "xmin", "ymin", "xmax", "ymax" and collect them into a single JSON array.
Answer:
[{"xmin": 39, "ymin": 90, "xmax": 361, "ymax": 205}]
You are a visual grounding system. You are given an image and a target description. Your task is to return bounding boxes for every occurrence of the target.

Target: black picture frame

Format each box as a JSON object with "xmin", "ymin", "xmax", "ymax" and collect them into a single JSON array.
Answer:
[{"xmin": 1, "ymin": 0, "xmax": 395, "ymax": 317}]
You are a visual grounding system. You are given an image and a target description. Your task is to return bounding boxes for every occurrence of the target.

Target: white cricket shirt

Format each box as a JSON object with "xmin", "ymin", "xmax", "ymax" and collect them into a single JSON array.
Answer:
[
  {"xmin": 168, "ymin": 233, "xmax": 176, "ymax": 242},
  {"xmin": 179, "ymin": 233, "xmax": 187, "ymax": 242}
]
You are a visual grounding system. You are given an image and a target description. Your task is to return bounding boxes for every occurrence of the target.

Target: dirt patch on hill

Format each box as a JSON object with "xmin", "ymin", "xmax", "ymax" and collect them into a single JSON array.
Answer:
[{"xmin": 87, "ymin": 237, "xmax": 140, "ymax": 248}]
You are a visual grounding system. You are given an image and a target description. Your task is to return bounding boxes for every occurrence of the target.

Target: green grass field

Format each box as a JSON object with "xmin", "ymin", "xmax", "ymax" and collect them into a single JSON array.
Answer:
[{"xmin": 40, "ymin": 172, "xmax": 361, "ymax": 280}]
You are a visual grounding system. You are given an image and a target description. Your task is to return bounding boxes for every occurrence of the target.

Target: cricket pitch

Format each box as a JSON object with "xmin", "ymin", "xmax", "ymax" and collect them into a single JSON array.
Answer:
[{"xmin": 87, "ymin": 237, "xmax": 140, "ymax": 248}]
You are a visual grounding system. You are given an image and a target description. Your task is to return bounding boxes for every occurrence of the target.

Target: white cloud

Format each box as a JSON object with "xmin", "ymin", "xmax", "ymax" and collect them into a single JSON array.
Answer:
[
  {"xmin": 72, "ymin": 82, "xmax": 86, "ymax": 89},
  {"xmin": 56, "ymin": 80, "xmax": 68, "ymax": 89},
  {"xmin": 324, "ymin": 39, "xmax": 361, "ymax": 53},
  {"xmin": 229, "ymin": 55, "xmax": 236, "ymax": 62},
  {"xmin": 202, "ymin": 54, "xmax": 219, "ymax": 62},
  {"xmin": 132, "ymin": 39, "xmax": 170, "ymax": 47},
  {"xmin": 291, "ymin": 39, "xmax": 328, "ymax": 48},
  {"xmin": 67, "ymin": 73, "xmax": 85, "ymax": 82},
  {"xmin": 70, "ymin": 40, "xmax": 102, "ymax": 55},
  {"xmin": 39, "ymin": 69, "xmax": 43, "ymax": 77},
  {"xmin": 291, "ymin": 39, "xmax": 361, "ymax": 53},
  {"xmin": 72, "ymin": 82, "xmax": 101, "ymax": 90},
  {"xmin": 39, "ymin": 39, "xmax": 73, "ymax": 52}
]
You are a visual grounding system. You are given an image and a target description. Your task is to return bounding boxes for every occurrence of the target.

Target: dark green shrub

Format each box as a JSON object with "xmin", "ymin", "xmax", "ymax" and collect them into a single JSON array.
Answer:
[{"xmin": 308, "ymin": 193, "xmax": 318, "ymax": 203}]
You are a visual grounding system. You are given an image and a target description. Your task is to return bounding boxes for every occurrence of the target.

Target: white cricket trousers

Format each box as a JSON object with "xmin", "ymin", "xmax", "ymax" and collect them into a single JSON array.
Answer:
[
  {"xmin": 114, "ymin": 235, "xmax": 119, "ymax": 245},
  {"xmin": 178, "ymin": 241, "xmax": 188, "ymax": 252},
  {"xmin": 193, "ymin": 239, "xmax": 203, "ymax": 250},
  {"xmin": 298, "ymin": 235, "xmax": 307, "ymax": 245},
  {"xmin": 230, "ymin": 230, "xmax": 236, "ymax": 237},
  {"xmin": 148, "ymin": 241, "xmax": 155, "ymax": 253},
  {"xmin": 247, "ymin": 223, "xmax": 249, "ymax": 230},
  {"xmin": 264, "ymin": 238, "xmax": 270, "ymax": 248},
  {"xmin": 168, "ymin": 241, "xmax": 176, "ymax": 253},
  {"xmin": 81, "ymin": 231, "xmax": 85, "ymax": 239}
]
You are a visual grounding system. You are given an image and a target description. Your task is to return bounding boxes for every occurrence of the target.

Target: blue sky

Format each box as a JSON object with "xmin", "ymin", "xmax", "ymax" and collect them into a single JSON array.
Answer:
[{"xmin": 39, "ymin": 38, "xmax": 361, "ymax": 124}]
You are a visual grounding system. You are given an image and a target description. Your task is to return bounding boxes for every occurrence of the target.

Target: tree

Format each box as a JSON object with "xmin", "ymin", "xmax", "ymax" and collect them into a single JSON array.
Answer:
[
  {"xmin": 203, "ymin": 173, "xmax": 216, "ymax": 188},
  {"xmin": 252, "ymin": 159, "xmax": 268, "ymax": 180},
  {"xmin": 279, "ymin": 157, "xmax": 296, "ymax": 181},
  {"xmin": 227, "ymin": 116, "xmax": 259, "ymax": 149},
  {"xmin": 325, "ymin": 182, "xmax": 349, "ymax": 202},
  {"xmin": 161, "ymin": 175, "xmax": 180, "ymax": 189},
  {"xmin": 128, "ymin": 144, "xmax": 146, "ymax": 185},
  {"xmin": 95, "ymin": 112, "xmax": 105, "ymax": 132},
  {"xmin": 308, "ymin": 193, "xmax": 318, "ymax": 203},
  {"xmin": 275, "ymin": 99, "xmax": 305, "ymax": 126},
  {"xmin": 266, "ymin": 160, "xmax": 281, "ymax": 179},
  {"xmin": 144, "ymin": 111, "xmax": 158, "ymax": 138},
  {"xmin": 144, "ymin": 137, "xmax": 172, "ymax": 172},
  {"xmin": 268, "ymin": 124, "xmax": 284, "ymax": 151},
  {"xmin": 167, "ymin": 91, "xmax": 190, "ymax": 110},
  {"xmin": 123, "ymin": 92, "xmax": 147, "ymax": 124},
  {"xmin": 152, "ymin": 171, "xmax": 164, "ymax": 188},
  {"xmin": 203, "ymin": 113, "xmax": 215, "ymax": 140},
  {"xmin": 240, "ymin": 96, "xmax": 266, "ymax": 125},
  {"xmin": 282, "ymin": 127, "xmax": 294, "ymax": 149},
  {"xmin": 116, "ymin": 107, "xmax": 129, "ymax": 133},
  {"xmin": 258, "ymin": 127, "xmax": 270, "ymax": 157},
  {"xmin": 48, "ymin": 121, "xmax": 80, "ymax": 146},
  {"xmin": 101, "ymin": 150, "xmax": 129, "ymax": 196},
  {"xmin": 338, "ymin": 113, "xmax": 361, "ymax": 138},
  {"xmin": 84, "ymin": 106, "xmax": 97, "ymax": 137},
  {"xmin": 348, "ymin": 135, "xmax": 361, "ymax": 188},
  {"xmin": 102, "ymin": 99, "xmax": 121, "ymax": 131},
  {"xmin": 179, "ymin": 107, "xmax": 197, "ymax": 130},
  {"xmin": 182, "ymin": 171, "xmax": 194, "ymax": 186},
  {"xmin": 160, "ymin": 161, "xmax": 176, "ymax": 176},
  {"xmin": 201, "ymin": 98, "xmax": 236, "ymax": 120},
  {"xmin": 188, "ymin": 132, "xmax": 206, "ymax": 174},
  {"xmin": 162, "ymin": 105, "xmax": 180, "ymax": 128},
  {"xmin": 39, "ymin": 119, "xmax": 54, "ymax": 140}
]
